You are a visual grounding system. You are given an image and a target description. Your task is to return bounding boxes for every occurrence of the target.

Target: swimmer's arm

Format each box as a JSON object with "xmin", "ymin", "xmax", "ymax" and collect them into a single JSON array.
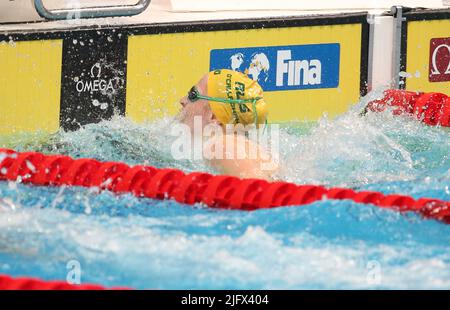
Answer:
[{"xmin": 204, "ymin": 134, "xmax": 279, "ymax": 181}]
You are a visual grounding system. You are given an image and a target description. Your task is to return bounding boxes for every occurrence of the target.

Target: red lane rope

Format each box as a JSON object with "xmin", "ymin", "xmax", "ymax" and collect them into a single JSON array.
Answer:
[
  {"xmin": 1, "ymin": 149, "xmax": 449, "ymax": 224},
  {"xmin": 366, "ymin": 89, "xmax": 450, "ymax": 127},
  {"xmin": 0, "ymin": 274, "xmax": 128, "ymax": 290}
]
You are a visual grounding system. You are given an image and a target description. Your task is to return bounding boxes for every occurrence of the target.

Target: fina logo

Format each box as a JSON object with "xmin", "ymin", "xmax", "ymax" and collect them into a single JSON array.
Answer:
[
  {"xmin": 211, "ymin": 44, "xmax": 340, "ymax": 91},
  {"xmin": 229, "ymin": 52, "xmax": 271, "ymax": 83},
  {"xmin": 276, "ymin": 50, "xmax": 321, "ymax": 87}
]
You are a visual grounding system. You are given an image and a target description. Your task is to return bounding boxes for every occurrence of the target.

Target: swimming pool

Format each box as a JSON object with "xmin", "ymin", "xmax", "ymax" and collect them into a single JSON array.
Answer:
[{"xmin": 0, "ymin": 91, "xmax": 449, "ymax": 289}]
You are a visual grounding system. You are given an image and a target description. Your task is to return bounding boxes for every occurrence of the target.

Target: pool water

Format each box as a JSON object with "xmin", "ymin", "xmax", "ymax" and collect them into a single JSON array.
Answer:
[{"xmin": 0, "ymin": 91, "xmax": 449, "ymax": 289}]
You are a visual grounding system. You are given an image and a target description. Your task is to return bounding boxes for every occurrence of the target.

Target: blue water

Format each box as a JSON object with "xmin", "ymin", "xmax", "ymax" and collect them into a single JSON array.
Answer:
[{"xmin": 0, "ymin": 92, "xmax": 449, "ymax": 289}]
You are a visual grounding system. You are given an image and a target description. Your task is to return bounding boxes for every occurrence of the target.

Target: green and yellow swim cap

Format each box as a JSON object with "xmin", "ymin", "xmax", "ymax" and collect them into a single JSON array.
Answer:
[{"xmin": 207, "ymin": 69, "xmax": 268, "ymax": 127}]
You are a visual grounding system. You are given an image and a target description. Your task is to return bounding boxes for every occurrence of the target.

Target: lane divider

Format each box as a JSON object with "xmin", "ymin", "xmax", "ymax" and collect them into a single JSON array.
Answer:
[
  {"xmin": 366, "ymin": 89, "xmax": 450, "ymax": 127},
  {"xmin": 1, "ymin": 149, "xmax": 449, "ymax": 223},
  {"xmin": 0, "ymin": 274, "xmax": 127, "ymax": 290}
]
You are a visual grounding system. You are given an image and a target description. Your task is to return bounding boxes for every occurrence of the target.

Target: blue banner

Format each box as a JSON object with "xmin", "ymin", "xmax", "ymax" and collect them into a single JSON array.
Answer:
[{"xmin": 210, "ymin": 43, "xmax": 340, "ymax": 91}]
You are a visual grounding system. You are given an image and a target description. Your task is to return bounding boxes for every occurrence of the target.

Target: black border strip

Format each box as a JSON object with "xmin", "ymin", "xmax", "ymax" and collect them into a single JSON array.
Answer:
[
  {"xmin": 399, "ymin": 8, "xmax": 450, "ymax": 89},
  {"xmin": 2, "ymin": 290, "xmax": 450, "ymax": 307},
  {"xmin": 403, "ymin": 8, "xmax": 450, "ymax": 21},
  {"xmin": 399, "ymin": 18, "xmax": 408, "ymax": 90},
  {"xmin": 126, "ymin": 13, "xmax": 368, "ymax": 35},
  {"xmin": 359, "ymin": 17, "xmax": 370, "ymax": 96},
  {"xmin": 0, "ymin": 13, "xmax": 368, "ymax": 41}
]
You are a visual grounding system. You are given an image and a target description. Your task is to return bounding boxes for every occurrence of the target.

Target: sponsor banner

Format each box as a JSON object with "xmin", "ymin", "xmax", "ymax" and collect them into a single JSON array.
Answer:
[
  {"xmin": 0, "ymin": 15, "xmax": 367, "ymax": 135},
  {"xmin": 127, "ymin": 22, "xmax": 364, "ymax": 123},
  {"xmin": 0, "ymin": 39, "xmax": 62, "ymax": 135},
  {"xmin": 405, "ymin": 16, "xmax": 450, "ymax": 94},
  {"xmin": 210, "ymin": 44, "xmax": 340, "ymax": 91},
  {"xmin": 60, "ymin": 30, "xmax": 127, "ymax": 131}
]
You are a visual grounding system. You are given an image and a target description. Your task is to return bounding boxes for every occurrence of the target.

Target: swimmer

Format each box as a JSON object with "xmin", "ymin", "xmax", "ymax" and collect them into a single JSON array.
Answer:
[{"xmin": 177, "ymin": 69, "xmax": 278, "ymax": 180}]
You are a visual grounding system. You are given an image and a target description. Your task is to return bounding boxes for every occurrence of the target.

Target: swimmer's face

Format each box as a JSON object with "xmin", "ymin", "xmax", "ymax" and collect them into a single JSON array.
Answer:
[{"xmin": 177, "ymin": 75, "xmax": 216, "ymax": 130}]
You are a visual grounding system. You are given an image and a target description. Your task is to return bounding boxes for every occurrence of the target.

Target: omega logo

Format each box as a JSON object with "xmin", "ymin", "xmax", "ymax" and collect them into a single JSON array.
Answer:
[{"xmin": 429, "ymin": 38, "xmax": 450, "ymax": 83}]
